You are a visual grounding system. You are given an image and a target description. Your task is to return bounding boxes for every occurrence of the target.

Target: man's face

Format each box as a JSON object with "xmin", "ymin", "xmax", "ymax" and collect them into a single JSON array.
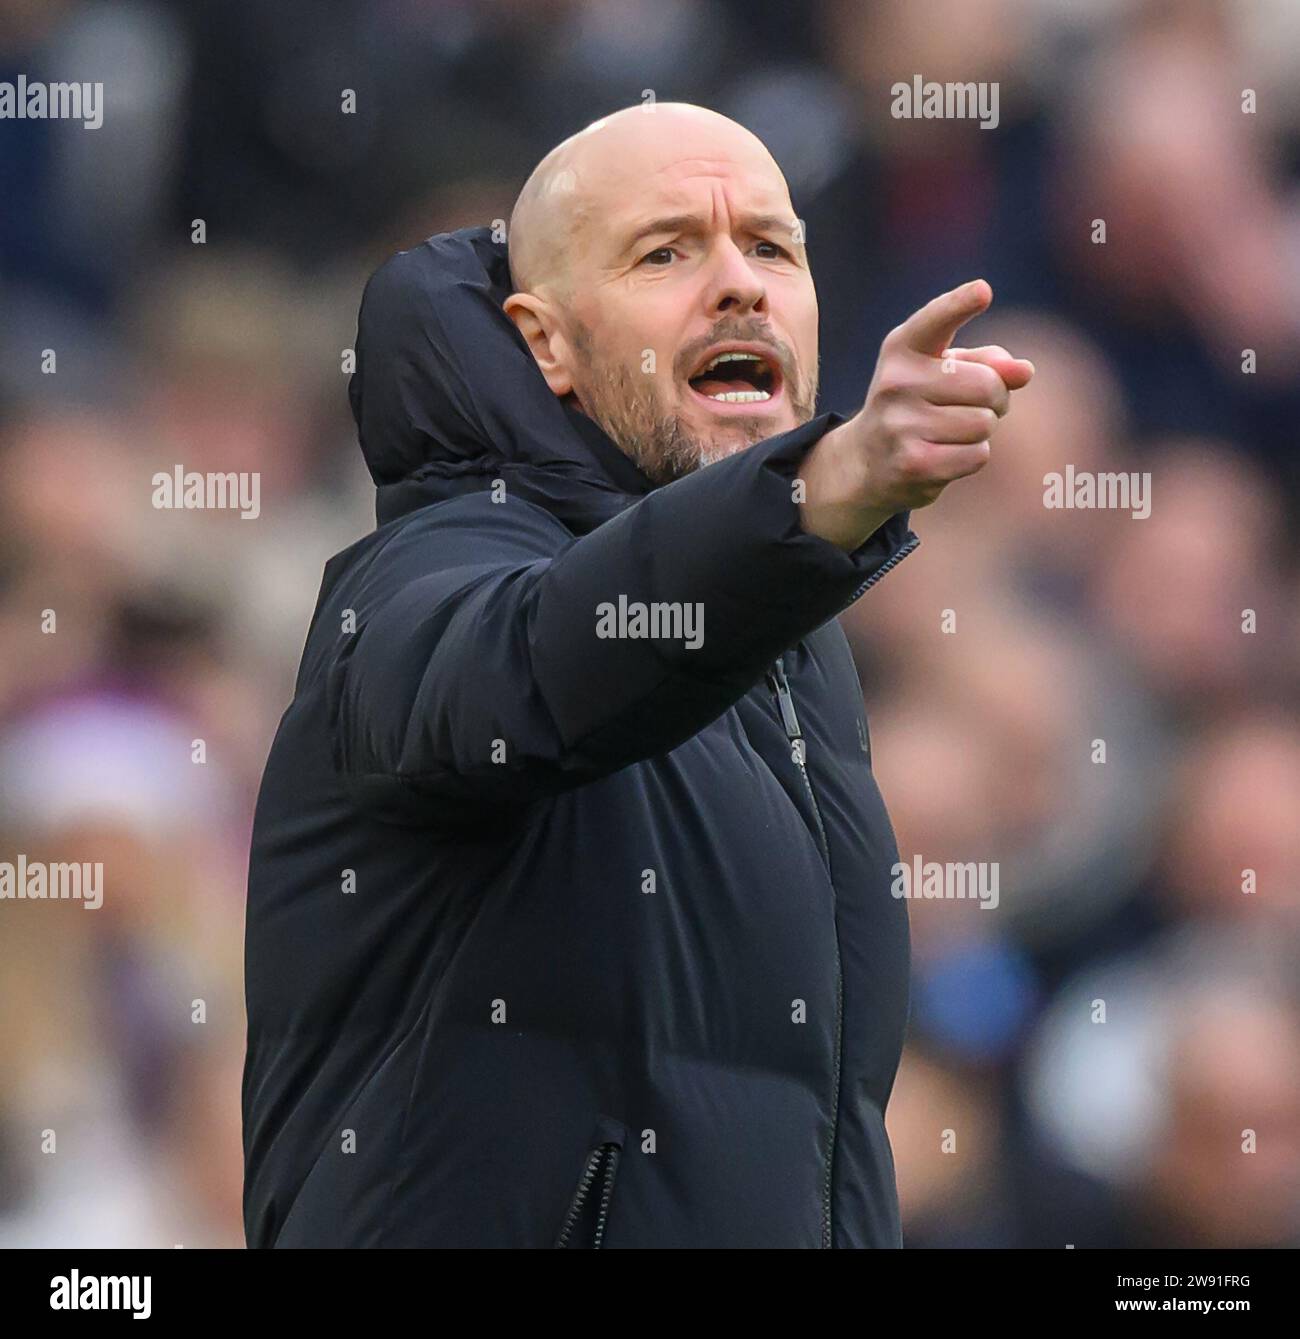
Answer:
[{"xmin": 513, "ymin": 115, "xmax": 820, "ymax": 485}]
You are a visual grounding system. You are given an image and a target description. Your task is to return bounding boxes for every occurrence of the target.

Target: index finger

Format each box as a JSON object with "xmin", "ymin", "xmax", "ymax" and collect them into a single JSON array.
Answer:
[{"xmin": 892, "ymin": 280, "xmax": 993, "ymax": 358}]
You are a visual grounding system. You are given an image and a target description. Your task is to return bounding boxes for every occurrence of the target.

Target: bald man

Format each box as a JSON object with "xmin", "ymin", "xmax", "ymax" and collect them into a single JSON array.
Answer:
[{"xmin": 242, "ymin": 103, "xmax": 1032, "ymax": 1249}]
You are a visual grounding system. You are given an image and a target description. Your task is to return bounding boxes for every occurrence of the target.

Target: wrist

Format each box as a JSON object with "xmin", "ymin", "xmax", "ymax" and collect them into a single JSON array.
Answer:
[{"xmin": 796, "ymin": 417, "xmax": 894, "ymax": 552}]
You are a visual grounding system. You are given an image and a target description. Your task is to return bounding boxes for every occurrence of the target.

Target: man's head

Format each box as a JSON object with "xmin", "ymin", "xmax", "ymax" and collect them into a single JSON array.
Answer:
[{"xmin": 504, "ymin": 103, "xmax": 819, "ymax": 485}]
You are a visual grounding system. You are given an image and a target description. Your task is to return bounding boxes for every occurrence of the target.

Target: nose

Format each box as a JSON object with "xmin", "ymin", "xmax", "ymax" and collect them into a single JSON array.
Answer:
[{"xmin": 706, "ymin": 236, "xmax": 767, "ymax": 316}]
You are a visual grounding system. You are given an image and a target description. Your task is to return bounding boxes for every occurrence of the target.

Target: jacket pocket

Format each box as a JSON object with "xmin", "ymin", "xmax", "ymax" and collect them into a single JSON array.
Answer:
[{"xmin": 553, "ymin": 1114, "xmax": 627, "ymax": 1249}]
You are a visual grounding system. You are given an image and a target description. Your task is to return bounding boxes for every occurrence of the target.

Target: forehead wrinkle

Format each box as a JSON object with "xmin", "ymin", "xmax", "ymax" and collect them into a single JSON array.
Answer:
[{"xmin": 661, "ymin": 155, "xmax": 758, "ymax": 176}]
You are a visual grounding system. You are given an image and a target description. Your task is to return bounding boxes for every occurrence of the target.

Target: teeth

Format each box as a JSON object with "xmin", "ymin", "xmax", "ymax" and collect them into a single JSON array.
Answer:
[
  {"xmin": 700, "ymin": 350, "xmax": 763, "ymax": 374},
  {"xmin": 707, "ymin": 389, "xmax": 771, "ymax": 402}
]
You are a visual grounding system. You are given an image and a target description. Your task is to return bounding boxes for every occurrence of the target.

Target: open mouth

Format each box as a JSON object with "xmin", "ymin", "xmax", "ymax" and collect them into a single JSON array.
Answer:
[{"xmin": 686, "ymin": 347, "xmax": 783, "ymax": 407}]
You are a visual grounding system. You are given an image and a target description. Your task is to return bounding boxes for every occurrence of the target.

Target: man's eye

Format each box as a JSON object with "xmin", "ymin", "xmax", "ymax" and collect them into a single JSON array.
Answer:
[
  {"xmin": 755, "ymin": 240, "xmax": 791, "ymax": 260},
  {"xmin": 640, "ymin": 247, "xmax": 676, "ymax": 266}
]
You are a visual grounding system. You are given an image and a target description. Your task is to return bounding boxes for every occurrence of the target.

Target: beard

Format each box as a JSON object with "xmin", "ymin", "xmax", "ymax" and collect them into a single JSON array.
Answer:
[{"xmin": 566, "ymin": 318, "xmax": 817, "ymax": 486}]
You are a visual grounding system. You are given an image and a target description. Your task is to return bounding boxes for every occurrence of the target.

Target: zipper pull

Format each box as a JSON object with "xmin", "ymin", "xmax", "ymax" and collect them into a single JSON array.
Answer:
[{"xmin": 769, "ymin": 655, "xmax": 804, "ymax": 744}]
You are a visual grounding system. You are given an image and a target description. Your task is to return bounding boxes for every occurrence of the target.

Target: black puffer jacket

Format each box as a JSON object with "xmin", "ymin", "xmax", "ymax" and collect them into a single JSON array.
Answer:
[{"xmin": 241, "ymin": 227, "xmax": 920, "ymax": 1248}]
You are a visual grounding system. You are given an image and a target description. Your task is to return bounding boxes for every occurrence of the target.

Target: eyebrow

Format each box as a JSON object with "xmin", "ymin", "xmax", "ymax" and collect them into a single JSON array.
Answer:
[{"xmin": 617, "ymin": 212, "xmax": 802, "ymax": 257}]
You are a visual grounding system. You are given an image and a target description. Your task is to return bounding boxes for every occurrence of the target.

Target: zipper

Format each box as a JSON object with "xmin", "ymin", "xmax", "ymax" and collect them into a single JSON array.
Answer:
[
  {"xmin": 766, "ymin": 654, "xmax": 841, "ymax": 1249},
  {"xmin": 844, "ymin": 532, "xmax": 921, "ymax": 607},
  {"xmin": 768, "ymin": 656, "xmax": 831, "ymax": 865},
  {"xmin": 554, "ymin": 1139, "xmax": 622, "ymax": 1248}
]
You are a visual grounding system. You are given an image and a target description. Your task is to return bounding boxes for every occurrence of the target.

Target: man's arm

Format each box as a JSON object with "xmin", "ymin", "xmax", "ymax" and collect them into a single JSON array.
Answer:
[
  {"xmin": 332, "ymin": 279, "xmax": 1031, "ymax": 826},
  {"xmin": 331, "ymin": 414, "xmax": 915, "ymax": 825}
]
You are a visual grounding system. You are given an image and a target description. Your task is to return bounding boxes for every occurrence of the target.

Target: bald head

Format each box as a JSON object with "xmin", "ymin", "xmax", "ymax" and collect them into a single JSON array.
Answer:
[{"xmin": 503, "ymin": 101, "xmax": 819, "ymax": 484}]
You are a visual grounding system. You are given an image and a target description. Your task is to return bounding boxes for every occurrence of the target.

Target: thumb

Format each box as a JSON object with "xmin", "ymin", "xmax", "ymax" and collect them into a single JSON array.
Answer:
[{"xmin": 945, "ymin": 345, "xmax": 1035, "ymax": 391}]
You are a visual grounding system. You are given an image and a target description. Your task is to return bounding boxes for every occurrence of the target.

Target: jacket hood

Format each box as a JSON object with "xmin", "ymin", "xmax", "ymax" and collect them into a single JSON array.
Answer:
[{"xmin": 348, "ymin": 226, "xmax": 654, "ymax": 533}]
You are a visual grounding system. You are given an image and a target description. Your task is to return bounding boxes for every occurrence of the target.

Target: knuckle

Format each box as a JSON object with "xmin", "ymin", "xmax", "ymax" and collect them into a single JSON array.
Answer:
[
  {"xmin": 973, "ymin": 364, "xmax": 1003, "ymax": 398},
  {"xmin": 896, "ymin": 447, "xmax": 931, "ymax": 485},
  {"xmin": 965, "ymin": 442, "xmax": 992, "ymax": 473},
  {"xmin": 872, "ymin": 361, "xmax": 910, "ymax": 400},
  {"xmin": 882, "ymin": 401, "xmax": 917, "ymax": 435}
]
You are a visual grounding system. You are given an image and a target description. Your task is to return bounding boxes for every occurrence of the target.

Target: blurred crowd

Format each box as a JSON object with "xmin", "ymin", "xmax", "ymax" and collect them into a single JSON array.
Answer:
[{"xmin": 2, "ymin": 0, "xmax": 1299, "ymax": 1248}]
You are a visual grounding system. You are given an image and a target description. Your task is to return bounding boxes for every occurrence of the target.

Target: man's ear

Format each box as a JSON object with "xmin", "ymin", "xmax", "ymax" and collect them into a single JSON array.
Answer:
[{"xmin": 503, "ymin": 292, "xmax": 576, "ymax": 398}]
